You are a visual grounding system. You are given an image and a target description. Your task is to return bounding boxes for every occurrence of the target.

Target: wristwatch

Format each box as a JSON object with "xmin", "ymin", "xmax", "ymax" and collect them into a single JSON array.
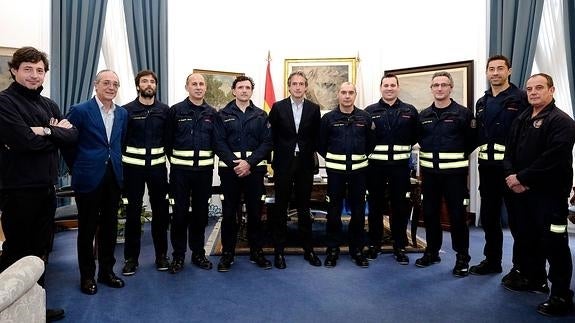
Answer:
[{"xmin": 43, "ymin": 127, "xmax": 52, "ymax": 136}]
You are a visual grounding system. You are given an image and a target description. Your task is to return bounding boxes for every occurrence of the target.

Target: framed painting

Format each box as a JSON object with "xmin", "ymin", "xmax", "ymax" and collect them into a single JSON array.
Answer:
[
  {"xmin": 0, "ymin": 47, "xmax": 17, "ymax": 91},
  {"xmin": 284, "ymin": 57, "xmax": 357, "ymax": 110},
  {"xmin": 385, "ymin": 60, "xmax": 474, "ymax": 112},
  {"xmin": 193, "ymin": 69, "xmax": 244, "ymax": 110}
]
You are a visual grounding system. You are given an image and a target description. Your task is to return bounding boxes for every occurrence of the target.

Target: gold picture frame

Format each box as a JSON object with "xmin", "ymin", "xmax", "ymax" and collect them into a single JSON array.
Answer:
[
  {"xmin": 0, "ymin": 47, "xmax": 17, "ymax": 91},
  {"xmin": 193, "ymin": 69, "xmax": 245, "ymax": 110},
  {"xmin": 385, "ymin": 60, "xmax": 474, "ymax": 111},
  {"xmin": 284, "ymin": 57, "xmax": 357, "ymax": 110}
]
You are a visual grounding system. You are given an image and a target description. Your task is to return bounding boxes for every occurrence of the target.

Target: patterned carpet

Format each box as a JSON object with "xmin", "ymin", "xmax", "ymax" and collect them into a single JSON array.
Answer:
[{"xmin": 208, "ymin": 213, "xmax": 426, "ymax": 256}]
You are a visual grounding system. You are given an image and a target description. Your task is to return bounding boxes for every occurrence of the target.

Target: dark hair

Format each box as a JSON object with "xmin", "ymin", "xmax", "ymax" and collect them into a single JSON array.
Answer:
[
  {"xmin": 232, "ymin": 75, "xmax": 254, "ymax": 89},
  {"xmin": 380, "ymin": 73, "xmax": 399, "ymax": 86},
  {"xmin": 486, "ymin": 55, "xmax": 511, "ymax": 70},
  {"xmin": 287, "ymin": 70, "xmax": 308, "ymax": 87},
  {"xmin": 135, "ymin": 70, "xmax": 158, "ymax": 87},
  {"xmin": 528, "ymin": 73, "xmax": 554, "ymax": 88},
  {"xmin": 8, "ymin": 46, "xmax": 49, "ymax": 80}
]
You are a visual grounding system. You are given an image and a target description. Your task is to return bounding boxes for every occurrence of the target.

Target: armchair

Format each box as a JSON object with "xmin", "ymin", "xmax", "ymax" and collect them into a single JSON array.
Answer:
[{"xmin": 0, "ymin": 256, "xmax": 46, "ymax": 322}]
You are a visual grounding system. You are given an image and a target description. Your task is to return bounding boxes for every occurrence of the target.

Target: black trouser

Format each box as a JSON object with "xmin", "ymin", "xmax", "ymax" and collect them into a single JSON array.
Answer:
[
  {"xmin": 76, "ymin": 165, "xmax": 121, "ymax": 280},
  {"xmin": 325, "ymin": 169, "xmax": 367, "ymax": 253},
  {"xmin": 506, "ymin": 190, "xmax": 572, "ymax": 296},
  {"xmin": 169, "ymin": 168, "xmax": 213, "ymax": 259},
  {"xmin": 0, "ymin": 186, "xmax": 56, "ymax": 287},
  {"xmin": 477, "ymin": 165, "xmax": 507, "ymax": 263},
  {"xmin": 367, "ymin": 165, "xmax": 410, "ymax": 250},
  {"xmin": 421, "ymin": 171, "xmax": 469, "ymax": 257},
  {"xmin": 219, "ymin": 169, "xmax": 265, "ymax": 254},
  {"xmin": 271, "ymin": 156, "xmax": 314, "ymax": 253},
  {"xmin": 123, "ymin": 165, "xmax": 169, "ymax": 261}
]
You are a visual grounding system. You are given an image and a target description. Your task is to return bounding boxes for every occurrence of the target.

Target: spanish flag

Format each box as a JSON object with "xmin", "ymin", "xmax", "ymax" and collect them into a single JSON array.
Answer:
[{"xmin": 263, "ymin": 51, "xmax": 276, "ymax": 113}]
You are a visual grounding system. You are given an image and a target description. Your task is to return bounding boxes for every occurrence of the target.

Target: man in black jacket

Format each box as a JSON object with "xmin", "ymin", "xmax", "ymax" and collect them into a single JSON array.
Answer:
[
  {"xmin": 269, "ymin": 71, "xmax": 322, "ymax": 269},
  {"xmin": 415, "ymin": 71, "xmax": 475, "ymax": 277},
  {"xmin": 318, "ymin": 82, "xmax": 374, "ymax": 268},
  {"xmin": 470, "ymin": 55, "xmax": 527, "ymax": 276},
  {"xmin": 214, "ymin": 76, "xmax": 273, "ymax": 272},
  {"xmin": 121, "ymin": 70, "xmax": 170, "ymax": 276},
  {"xmin": 166, "ymin": 73, "xmax": 218, "ymax": 274},
  {"xmin": 365, "ymin": 73, "xmax": 418, "ymax": 264},
  {"xmin": 0, "ymin": 46, "xmax": 77, "ymax": 322},
  {"xmin": 503, "ymin": 73, "xmax": 575, "ymax": 316}
]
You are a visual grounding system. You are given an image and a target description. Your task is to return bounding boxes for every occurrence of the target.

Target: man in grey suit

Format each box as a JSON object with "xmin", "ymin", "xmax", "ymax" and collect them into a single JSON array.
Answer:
[{"xmin": 269, "ymin": 71, "xmax": 322, "ymax": 269}]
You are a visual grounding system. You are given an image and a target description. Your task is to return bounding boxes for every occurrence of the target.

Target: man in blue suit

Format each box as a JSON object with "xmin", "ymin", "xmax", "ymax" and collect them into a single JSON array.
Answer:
[{"xmin": 64, "ymin": 70, "xmax": 128, "ymax": 295}]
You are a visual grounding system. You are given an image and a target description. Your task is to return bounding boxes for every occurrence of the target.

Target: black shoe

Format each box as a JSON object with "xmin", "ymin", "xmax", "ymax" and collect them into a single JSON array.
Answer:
[
  {"xmin": 169, "ymin": 258, "xmax": 185, "ymax": 274},
  {"xmin": 80, "ymin": 278, "xmax": 97, "ymax": 295},
  {"xmin": 46, "ymin": 308, "xmax": 65, "ymax": 322},
  {"xmin": 155, "ymin": 255, "xmax": 170, "ymax": 271},
  {"xmin": 537, "ymin": 291, "xmax": 574, "ymax": 316},
  {"xmin": 274, "ymin": 253, "xmax": 287, "ymax": 269},
  {"xmin": 501, "ymin": 266, "xmax": 521, "ymax": 284},
  {"xmin": 393, "ymin": 249, "xmax": 409, "ymax": 265},
  {"xmin": 415, "ymin": 253, "xmax": 441, "ymax": 268},
  {"xmin": 97, "ymin": 273, "xmax": 125, "ymax": 288},
  {"xmin": 351, "ymin": 252, "xmax": 369, "ymax": 268},
  {"xmin": 303, "ymin": 250, "xmax": 322, "ymax": 267},
  {"xmin": 452, "ymin": 254, "xmax": 470, "ymax": 277},
  {"xmin": 469, "ymin": 259, "xmax": 502, "ymax": 275},
  {"xmin": 121, "ymin": 259, "xmax": 138, "ymax": 276},
  {"xmin": 324, "ymin": 247, "xmax": 340, "ymax": 268},
  {"xmin": 192, "ymin": 253, "xmax": 213, "ymax": 270},
  {"xmin": 503, "ymin": 274, "xmax": 550, "ymax": 294},
  {"xmin": 217, "ymin": 252, "xmax": 235, "ymax": 272},
  {"xmin": 250, "ymin": 250, "xmax": 272, "ymax": 269},
  {"xmin": 365, "ymin": 245, "xmax": 381, "ymax": 260}
]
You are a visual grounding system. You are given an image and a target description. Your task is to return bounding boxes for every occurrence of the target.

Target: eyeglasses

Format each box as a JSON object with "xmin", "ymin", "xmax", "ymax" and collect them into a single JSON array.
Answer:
[
  {"xmin": 100, "ymin": 80, "xmax": 120, "ymax": 89},
  {"xmin": 431, "ymin": 83, "xmax": 451, "ymax": 89}
]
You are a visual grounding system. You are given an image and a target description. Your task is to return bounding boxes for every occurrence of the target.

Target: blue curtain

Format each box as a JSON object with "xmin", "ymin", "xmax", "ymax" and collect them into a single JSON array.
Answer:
[
  {"xmin": 123, "ymin": 0, "xmax": 168, "ymax": 103},
  {"xmin": 50, "ymin": 0, "xmax": 108, "ymax": 190},
  {"xmin": 489, "ymin": 0, "xmax": 543, "ymax": 87},
  {"xmin": 50, "ymin": 0, "xmax": 108, "ymax": 114},
  {"xmin": 565, "ymin": 0, "xmax": 575, "ymax": 114}
]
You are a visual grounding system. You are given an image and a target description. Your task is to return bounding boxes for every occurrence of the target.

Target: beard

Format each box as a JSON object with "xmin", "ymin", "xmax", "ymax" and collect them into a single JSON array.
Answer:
[{"xmin": 139, "ymin": 87, "xmax": 156, "ymax": 98}]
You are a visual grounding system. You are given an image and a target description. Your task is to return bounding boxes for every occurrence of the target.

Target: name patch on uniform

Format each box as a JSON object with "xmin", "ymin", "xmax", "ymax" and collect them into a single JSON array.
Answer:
[
  {"xmin": 372, "ymin": 115, "xmax": 381, "ymax": 119},
  {"xmin": 443, "ymin": 119, "xmax": 455, "ymax": 123},
  {"xmin": 506, "ymin": 103, "xmax": 519, "ymax": 111},
  {"xmin": 421, "ymin": 120, "xmax": 433, "ymax": 125},
  {"xmin": 224, "ymin": 118, "xmax": 236, "ymax": 123},
  {"xmin": 132, "ymin": 116, "xmax": 146, "ymax": 120},
  {"xmin": 401, "ymin": 115, "xmax": 412, "ymax": 119},
  {"xmin": 178, "ymin": 118, "xmax": 194, "ymax": 122}
]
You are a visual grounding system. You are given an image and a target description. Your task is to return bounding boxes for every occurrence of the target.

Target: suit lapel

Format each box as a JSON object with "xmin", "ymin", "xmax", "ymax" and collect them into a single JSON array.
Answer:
[
  {"xmin": 300, "ymin": 99, "xmax": 314, "ymax": 128},
  {"xmin": 110, "ymin": 105, "xmax": 123, "ymax": 143},
  {"xmin": 283, "ymin": 98, "xmax": 297, "ymax": 133},
  {"xmin": 87, "ymin": 98, "xmax": 109, "ymax": 143}
]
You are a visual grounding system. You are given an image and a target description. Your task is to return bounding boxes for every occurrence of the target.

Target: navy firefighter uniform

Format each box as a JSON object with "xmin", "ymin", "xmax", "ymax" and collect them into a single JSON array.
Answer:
[
  {"xmin": 474, "ymin": 83, "xmax": 527, "ymax": 273},
  {"xmin": 214, "ymin": 100, "xmax": 273, "ymax": 268},
  {"xmin": 166, "ymin": 98, "xmax": 218, "ymax": 271},
  {"xmin": 503, "ymin": 99, "xmax": 575, "ymax": 301},
  {"xmin": 365, "ymin": 98, "xmax": 418, "ymax": 260},
  {"xmin": 318, "ymin": 106, "xmax": 374, "ymax": 267},
  {"xmin": 121, "ymin": 98, "xmax": 170, "ymax": 269},
  {"xmin": 416, "ymin": 99, "xmax": 475, "ymax": 273}
]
